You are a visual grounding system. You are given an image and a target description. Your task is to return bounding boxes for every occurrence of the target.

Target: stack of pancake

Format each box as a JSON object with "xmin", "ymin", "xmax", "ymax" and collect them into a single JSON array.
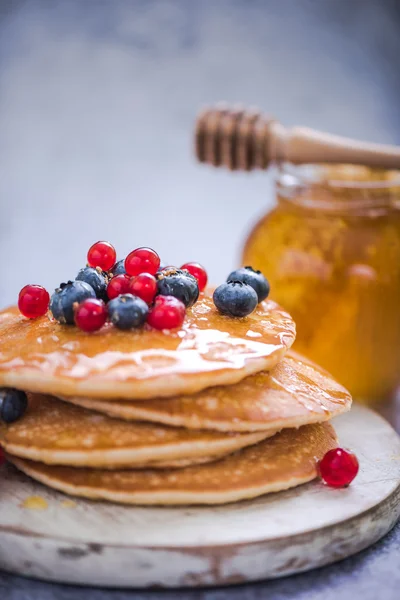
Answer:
[{"xmin": 0, "ymin": 295, "xmax": 351, "ymax": 505}]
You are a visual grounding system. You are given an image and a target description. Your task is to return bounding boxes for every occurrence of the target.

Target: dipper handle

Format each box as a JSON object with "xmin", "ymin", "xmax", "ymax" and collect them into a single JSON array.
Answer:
[{"xmin": 195, "ymin": 106, "xmax": 400, "ymax": 170}]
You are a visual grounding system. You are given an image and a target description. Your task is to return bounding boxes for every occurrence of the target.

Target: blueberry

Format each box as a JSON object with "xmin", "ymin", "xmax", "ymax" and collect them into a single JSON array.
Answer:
[
  {"xmin": 227, "ymin": 266, "xmax": 270, "ymax": 303},
  {"xmin": 213, "ymin": 281, "xmax": 258, "ymax": 317},
  {"xmin": 111, "ymin": 259, "xmax": 126, "ymax": 276},
  {"xmin": 0, "ymin": 388, "xmax": 28, "ymax": 423},
  {"xmin": 157, "ymin": 268, "xmax": 199, "ymax": 308},
  {"xmin": 108, "ymin": 294, "xmax": 148, "ymax": 330},
  {"xmin": 76, "ymin": 267, "xmax": 108, "ymax": 301},
  {"xmin": 50, "ymin": 280, "xmax": 96, "ymax": 325}
]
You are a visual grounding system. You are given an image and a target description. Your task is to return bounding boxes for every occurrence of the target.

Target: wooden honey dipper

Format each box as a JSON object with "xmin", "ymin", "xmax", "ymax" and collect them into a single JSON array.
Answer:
[{"xmin": 195, "ymin": 105, "xmax": 400, "ymax": 171}]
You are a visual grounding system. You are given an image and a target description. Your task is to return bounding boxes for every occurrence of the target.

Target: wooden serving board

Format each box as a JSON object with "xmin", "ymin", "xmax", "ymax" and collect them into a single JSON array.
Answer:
[{"xmin": 0, "ymin": 404, "xmax": 399, "ymax": 588}]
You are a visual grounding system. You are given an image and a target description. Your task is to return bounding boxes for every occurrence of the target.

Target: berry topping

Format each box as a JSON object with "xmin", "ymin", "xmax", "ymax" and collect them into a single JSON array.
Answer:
[
  {"xmin": 129, "ymin": 273, "xmax": 157, "ymax": 304},
  {"xmin": 18, "ymin": 285, "xmax": 50, "ymax": 319},
  {"xmin": 125, "ymin": 247, "xmax": 160, "ymax": 277},
  {"xmin": 87, "ymin": 241, "xmax": 116, "ymax": 272},
  {"xmin": 76, "ymin": 267, "xmax": 108, "ymax": 301},
  {"xmin": 319, "ymin": 448, "xmax": 359, "ymax": 488},
  {"xmin": 227, "ymin": 266, "xmax": 270, "ymax": 303},
  {"xmin": 74, "ymin": 299, "xmax": 108, "ymax": 332},
  {"xmin": 50, "ymin": 281, "xmax": 96, "ymax": 325},
  {"xmin": 111, "ymin": 259, "xmax": 126, "ymax": 276},
  {"xmin": 147, "ymin": 295, "xmax": 186, "ymax": 330},
  {"xmin": 157, "ymin": 268, "xmax": 199, "ymax": 308},
  {"xmin": 213, "ymin": 281, "xmax": 258, "ymax": 317},
  {"xmin": 0, "ymin": 388, "xmax": 28, "ymax": 423},
  {"xmin": 181, "ymin": 262, "xmax": 208, "ymax": 292},
  {"xmin": 108, "ymin": 294, "xmax": 148, "ymax": 330},
  {"xmin": 107, "ymin": 274, "xmax": 131, "ymax": 300}
]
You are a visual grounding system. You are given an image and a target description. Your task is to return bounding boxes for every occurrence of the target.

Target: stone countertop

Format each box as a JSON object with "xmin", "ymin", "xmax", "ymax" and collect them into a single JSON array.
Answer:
[{"xmin": 1, "ymin": 1, "xmax": 400, "ymax": 598}]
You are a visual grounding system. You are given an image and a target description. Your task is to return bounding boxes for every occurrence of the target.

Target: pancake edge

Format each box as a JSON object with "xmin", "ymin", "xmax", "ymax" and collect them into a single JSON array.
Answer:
[
  {"xmin": 0, "ymin": 431, "xmax": 271, "ymax": 468},
  {"xmin": 7, "ymin": 456, "xmax": 322, "ymax": 506},
  {"xmin": 61, "ymin": 393, "xmax": 351, "ymax": 432}
]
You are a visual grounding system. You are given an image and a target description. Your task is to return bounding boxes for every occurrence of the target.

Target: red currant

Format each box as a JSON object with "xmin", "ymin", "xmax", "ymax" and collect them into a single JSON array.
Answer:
[
  {"xmin": 181, "ymin": 262, "xmax": 208, "ymax": 292},
  {"xmin": 107, "ymin": 274, "xmax": 131, "ymax": 300},
  {"xmin": 18, "ymin": 285, "xmax": 50, "ymax": 318},
  {"xmin": 129, "ymin": 273, "xmax": 157, "ymax": 304},
  {"xmin": 125, "ymin": 247, "xmax": 160, "ymax": 277},
  {"xmin": 87, "ymin": 241, "xmax": 116, "ymax": 271},
  {"xmin": 74, "ymin": 298, "xmax": 108, "ymax": 332},
  {"xmin": 147, "ymin": 295, "xmax": 186, "ymax": 330},
  {"xmin": 319, "ymin": 448, "xmax": 359, "ymax": 488}
]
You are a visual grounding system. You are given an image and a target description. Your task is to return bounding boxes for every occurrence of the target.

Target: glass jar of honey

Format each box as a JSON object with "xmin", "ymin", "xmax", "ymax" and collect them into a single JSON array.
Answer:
[{"xmin": 242, "ymin": 164, "xmax": 400, "ymax": 402}]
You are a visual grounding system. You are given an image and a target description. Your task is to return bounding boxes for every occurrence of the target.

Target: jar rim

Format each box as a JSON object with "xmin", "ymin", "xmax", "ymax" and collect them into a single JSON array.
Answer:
[
  {"xmin": 276, "ymin": 164, "xmax": 400, "ymax": 215},
  {"xmin": 278, "ymin": 163, "xmax": 400, "ymax": 190}
]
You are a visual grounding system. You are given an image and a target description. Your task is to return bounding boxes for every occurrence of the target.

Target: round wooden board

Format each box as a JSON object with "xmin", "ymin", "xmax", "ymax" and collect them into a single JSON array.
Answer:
[{"xmin": 0, "ymin": 404, "xmax": 399, "ymax": 588}]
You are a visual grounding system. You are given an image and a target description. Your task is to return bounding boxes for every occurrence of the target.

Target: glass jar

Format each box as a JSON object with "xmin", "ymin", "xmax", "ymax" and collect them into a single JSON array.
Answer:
[{"xmin": 242, "ymin": 164, "xmax": 400, "ymax": 402}]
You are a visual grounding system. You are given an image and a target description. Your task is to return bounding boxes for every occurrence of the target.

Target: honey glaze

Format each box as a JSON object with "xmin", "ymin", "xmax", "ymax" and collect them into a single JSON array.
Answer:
[
  {"xmin": 265, "ymin": 352, "xmax": 350, "ymax": 413},
  {"xmin": 0, "ymin": 296, "xmax": 295, "ymax": 399}
]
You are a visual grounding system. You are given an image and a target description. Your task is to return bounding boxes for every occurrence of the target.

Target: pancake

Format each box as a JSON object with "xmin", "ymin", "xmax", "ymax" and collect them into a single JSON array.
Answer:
[
  {"xmin": 62, "ymin": 352, "xmax": 351, "ymax": 432},
  {"xmin": 7, "ymin": 422, "xmax": 337, "ymax": 505},
  {"xmin": 135, "ymin": 456, "xmax": 227, "ymax": 469},
  {"xmin": 0, "ymin": 394, "xmax": 270, "ymax": 468},
  {"xmin": 0, "ymin": 296, "xmax": 295, "ymax": 399}
]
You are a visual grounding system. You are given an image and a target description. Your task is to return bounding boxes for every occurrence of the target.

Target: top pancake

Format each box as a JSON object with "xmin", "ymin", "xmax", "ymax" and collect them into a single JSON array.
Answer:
[{"xmin": 0, "ymin": 296, "xmax": 295, "ymax": 399}]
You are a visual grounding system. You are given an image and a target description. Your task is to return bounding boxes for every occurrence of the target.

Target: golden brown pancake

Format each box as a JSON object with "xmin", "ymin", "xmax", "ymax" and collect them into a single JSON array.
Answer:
[
  {"xmin": 62, "ymin": 352, "xmax": 351, "ymax": 432},
  {"xmin": 0, "ymin": 394, "xmax": 270, "ymax": 468},
  {"xmin": 136, "ymin": 456, "xmax": 226, "ymax": 469},
  {"xmin": 0, "ymin": 297, "xmax": 295, "ymax": 399},
  {"xmin": 7, "ymin": 422, "xmax": 337, "ymax": 505}
]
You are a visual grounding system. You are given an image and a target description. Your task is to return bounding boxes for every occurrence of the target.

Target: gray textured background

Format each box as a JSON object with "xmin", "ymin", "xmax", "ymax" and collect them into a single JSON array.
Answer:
[
  {"xmin": 1, "ymin": 0, "xmax": 400, "ymax": 598},
  {"xmin": 1, "ymin": 0, "xmax": 400, "ymax": 304}
]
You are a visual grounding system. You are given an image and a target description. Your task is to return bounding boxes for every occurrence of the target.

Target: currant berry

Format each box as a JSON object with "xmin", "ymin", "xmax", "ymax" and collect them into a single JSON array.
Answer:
[
  {"xmin": 107, "ymin": 274, "xmax": 131, "ymax": 300},
  {"xmin": 129, "ymin": 273, "xmax": 157, "ymax": 304},
  {"xmin": 18, "ymin": 285, "xmax": 50, "ymax": 318},
  {"xmin": 87, "ymin": 241, "xmax": 116, "ymax": 271},
  {"xmin": 147, "ymin": 295, "xmax": 186, "ymax": 330},
  {"xmin": 181, "ymin": 262, "xmax": 208, "ymax": 292},
  {"xmin": 319, "ymin": 448, "xmax": 359, "ymax": 488},
  {"xmin": 125, "ymin": 247, "xmax": 160, "ymax": 277},
  {"xmin": 74, "ymin": 298, "xmax": 108, "ymax": 332}
]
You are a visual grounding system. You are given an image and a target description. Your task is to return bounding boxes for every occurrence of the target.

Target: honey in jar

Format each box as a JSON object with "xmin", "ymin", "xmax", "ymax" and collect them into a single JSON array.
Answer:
[{"xmin": 243, "ymin": 164, "xmax": 400, "ymax": 402}]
